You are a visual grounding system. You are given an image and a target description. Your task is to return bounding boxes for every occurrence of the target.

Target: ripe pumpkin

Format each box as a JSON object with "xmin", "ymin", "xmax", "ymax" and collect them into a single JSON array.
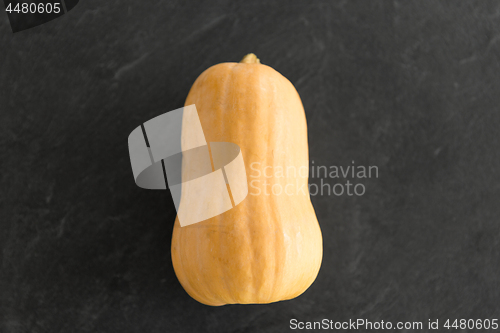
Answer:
[{"xmin": 171, "ymin": 53, "xmax": 323, "ymax": 306}]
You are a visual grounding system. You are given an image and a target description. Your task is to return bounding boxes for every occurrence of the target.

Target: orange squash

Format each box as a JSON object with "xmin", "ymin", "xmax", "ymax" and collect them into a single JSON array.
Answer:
[{"xmin": 171, "ymin": 54, "xmax": 323, "ymax": 305}]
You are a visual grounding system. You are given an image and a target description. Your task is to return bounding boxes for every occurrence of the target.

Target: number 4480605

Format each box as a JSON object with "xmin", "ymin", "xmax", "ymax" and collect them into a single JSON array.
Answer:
[
  {"xmin": 444, "ymin": 319, "xmax": 498, "ymax": 330},
  {"xmin": 5, "ymin": 2, "xmax": 61, "ymax": 14}
]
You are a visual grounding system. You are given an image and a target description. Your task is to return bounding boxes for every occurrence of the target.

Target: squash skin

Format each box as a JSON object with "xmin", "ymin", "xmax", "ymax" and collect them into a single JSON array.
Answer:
[{"xmin": 171, "ymin": 60, "xmax": 323, "ymax": 306}]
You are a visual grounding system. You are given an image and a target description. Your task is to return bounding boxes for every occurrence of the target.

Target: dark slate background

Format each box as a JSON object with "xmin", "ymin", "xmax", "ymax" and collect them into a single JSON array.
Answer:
[{"xmin": 2, "ymin": 1, "xmax": 500, "ymax": 332}]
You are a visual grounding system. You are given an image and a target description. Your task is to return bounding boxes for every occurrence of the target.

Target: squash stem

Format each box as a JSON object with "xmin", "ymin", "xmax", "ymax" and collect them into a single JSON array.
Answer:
[{"xmin": 240, "ymin": 53, "xmax": 260, "ymax": 64}]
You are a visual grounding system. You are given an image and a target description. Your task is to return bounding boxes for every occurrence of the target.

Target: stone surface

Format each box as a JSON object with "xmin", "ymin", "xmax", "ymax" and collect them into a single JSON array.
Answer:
[{"xmin": 2, "ymin": 1, "xmax": 500, "ymax": 332}]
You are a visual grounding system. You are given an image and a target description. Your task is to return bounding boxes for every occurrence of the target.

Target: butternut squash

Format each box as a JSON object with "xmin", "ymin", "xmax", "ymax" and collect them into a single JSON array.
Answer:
[{"xmin": 171, "ymin": 53, "xmax": 323, "ymax": 306}]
